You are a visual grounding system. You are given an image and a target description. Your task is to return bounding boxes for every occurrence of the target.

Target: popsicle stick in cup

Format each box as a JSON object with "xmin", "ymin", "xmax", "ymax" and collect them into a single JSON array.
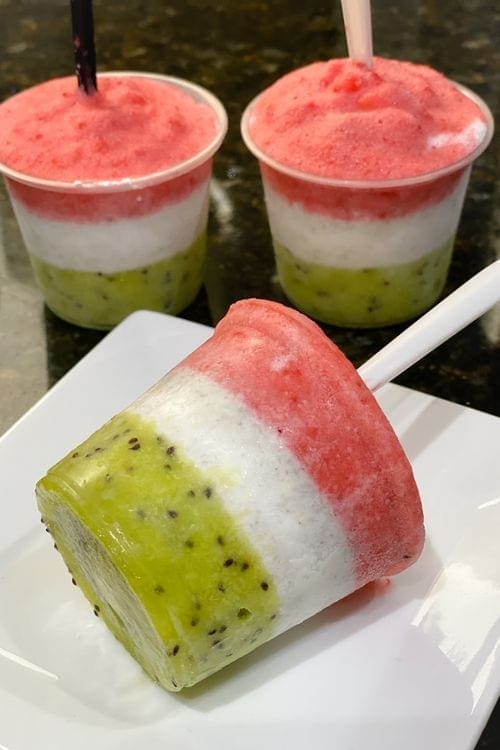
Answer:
[
  {"xmin": 340, "ymin": 0, "xmax": 374, "ymax": 68},
  {"xmin": 358, "ymin": 259, "xmax": 500, "ymax": 391},
  {"xmin": 70, "ymin": 0, "xmax": 97, "ymax": 94}
]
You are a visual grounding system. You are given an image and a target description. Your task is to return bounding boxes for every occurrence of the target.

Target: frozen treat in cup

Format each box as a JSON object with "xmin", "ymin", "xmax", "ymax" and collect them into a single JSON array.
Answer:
[
  {"xmin": 0, "ymin": 72, "xmax": 227, "ymax": 329},
  {"xmin": 241, "ymin": 58, "xmax": 493, "ymax": 328}
]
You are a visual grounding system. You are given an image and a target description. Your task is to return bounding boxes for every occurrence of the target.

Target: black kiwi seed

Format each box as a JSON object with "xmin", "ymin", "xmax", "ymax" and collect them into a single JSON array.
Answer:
[
  {"xmin": 53, "ymin": 543, "xmax": 58, "ymax": 550},
  {"xmin": 172, "ymin": 645, "xmax": 180, "ymax": 656},
  {"xmin": 136, "ymin": 509, "xmax": 147, "ymax": 519},
  {"xmin": 45, "ymin": 527, "xmax": 51, "ymax": 534},
  {"xmin": 187, "ymin": 489, "xmax": 196, "ymax": 497},
  {"xmin": 167, "ymin": 509, "xmax": 178, "ymax": 519},
  {"xmin": 237, "ymin": 608, "xmax": 251, "ymax": 619},
  {"xmin": 154, "ymin": 585, "xmax": 165, "ymax": 594},
  {"xmin": 40, "ymin": 517, "xmax": 45, "ymax": 524},
  {"xmin": 71, "ymin": 577, "xmax": 77, "ymax": 586},
  {"xmin": 240, "ymin": 562, "xmax": 249, "ymax": 571},
  {"xmin": 217, "ymin": 583, "xmax": 226, "ymax": 592},
  {"xmin": 166, "ymin": 445, "xmax": 176, "ymax": 456},
  {"xmin": 270, "ymin": 613, "xmax": 277, "ymax": 620},
  {"xmin": 208, "ymin": 628, "xmax": 217, "ymax": 635},
  {"xmin": 71, "ymin": 452, "xmax": 79, "ymax": 458},
  {"xmin": 156, "ymin": 436, "xmax": 164, "ymax": 444},
  {"xmin": 204, "ymin": 487, "xmax": 213, "ymax": 498},
  {"xmin": 212, "ymin": 639, "xmax": 221, "ymax": 647},
  {"xmin": 191, "ymin": 618, "xmax": 199, "ymax": 627},
  {"xmin": 261, "ymin": 581, "xmax": 269, "ymax": 591},
  {"xmin": 171, "ymin": 680, "xmax": 178, "ymax": 688},
  {"xmin": 128, "ymin": 437, "xmax": 139, "ymax": 445},
  {"xmin": 224, "ymin": 558, "xmax": 234, "ymax": 567},
  {"xmin": 185, "ymin": 539, "xmax": 194, "ymax": 548},
  {"xmin": 219, "ymin": 625, "xmax": 227, "ymax": 633},
  {"xmin": 129, "ymin": 442, "xmax": 141, "ymax": 451},
  {"xmin": 217, "ymin": 535, "xmax": 225, "ymax": 546}
]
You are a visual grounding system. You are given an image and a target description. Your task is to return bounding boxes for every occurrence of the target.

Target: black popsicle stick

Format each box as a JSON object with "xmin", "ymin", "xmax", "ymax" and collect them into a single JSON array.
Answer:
[{"xmin": 70, "ymin": 0, "xmax": 97, "ymax": 94}]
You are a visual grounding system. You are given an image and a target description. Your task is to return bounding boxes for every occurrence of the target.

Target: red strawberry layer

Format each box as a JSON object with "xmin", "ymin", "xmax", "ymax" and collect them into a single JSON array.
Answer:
[
  {"xmin": 6, "ymin": 161, "xmax": 211, "ymax": 222},
  {"xmin": 249, "ymin": 57, "xmax": 487, "ymax": 182},
  {"xmin": 0, "ymin": 75, "xmax": 218, "ymax": 182},
  {"xmin": 261, "ymin": 162, "xmax": 466, "ymax": 221},
  {"xmin": 183, "ymin": 299, "xmax": 424, "ymax": 585}
]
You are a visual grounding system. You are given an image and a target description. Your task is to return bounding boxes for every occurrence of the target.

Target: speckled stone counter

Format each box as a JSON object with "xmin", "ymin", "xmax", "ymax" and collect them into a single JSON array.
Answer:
[{"xmin": 0, "ymin": 0, "xmax": 498, "ymax": 745}]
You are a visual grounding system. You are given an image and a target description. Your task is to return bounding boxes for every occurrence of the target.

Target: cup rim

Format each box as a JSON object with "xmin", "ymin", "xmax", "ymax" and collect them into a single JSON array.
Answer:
[
  {"xmin": 240, "ymin": 81, "xmax": 494, "ymax": 189},
  {"xmin": 0, "ymin": 71, "xmax": 228, "ymax": 194}
]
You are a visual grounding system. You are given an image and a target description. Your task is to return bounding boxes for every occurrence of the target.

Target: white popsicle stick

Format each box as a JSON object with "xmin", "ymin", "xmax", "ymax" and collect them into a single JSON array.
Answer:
[
  {"xmin": 358, "ymin": 259, "xmax": 500, "ymax": 392},
  {"xmin": 341, "ymin": 0, "xmax": 373, "ymax": 67}
]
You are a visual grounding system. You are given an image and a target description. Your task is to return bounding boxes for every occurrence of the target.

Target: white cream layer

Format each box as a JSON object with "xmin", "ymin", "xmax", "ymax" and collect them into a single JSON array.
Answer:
[
  {"xmin": 427, "ymin": 117, "xmax": 487, "ymax": 150},
  {"xmin": 9, "ymin": 180, "xmax": 209, "ymax": 273},
  {"xmin": 262, "ymin": 169, "xmax": 470, "ymax": 268},
  {"xmin": 131, "ymin": 366, "xmax": 356, "ymax": 636}
]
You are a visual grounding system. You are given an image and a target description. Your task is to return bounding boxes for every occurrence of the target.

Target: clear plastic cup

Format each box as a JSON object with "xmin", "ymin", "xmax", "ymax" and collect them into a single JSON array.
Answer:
[
  {"xmin": 0, "ymin": 72, "xmax": 227, "ymax": 330},
  {"xmin": 241, "ymin": 84, "xmax": 493, "ymax": 328}
]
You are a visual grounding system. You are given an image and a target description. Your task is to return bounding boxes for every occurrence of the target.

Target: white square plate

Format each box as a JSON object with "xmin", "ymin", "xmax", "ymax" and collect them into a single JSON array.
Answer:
[{"xmin": 0, "ymin": 311, "xmax": 499, "ymax": 750}]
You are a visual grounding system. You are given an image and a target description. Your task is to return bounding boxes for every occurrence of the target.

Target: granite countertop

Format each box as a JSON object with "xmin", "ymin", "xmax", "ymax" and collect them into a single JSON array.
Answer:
[{"xmin": 0, "ymin": 0, "xmax": 498, "ymax": 745}]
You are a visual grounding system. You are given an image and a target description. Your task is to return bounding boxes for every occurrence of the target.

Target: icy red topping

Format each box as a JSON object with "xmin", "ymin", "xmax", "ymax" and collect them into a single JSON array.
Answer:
[
  {"xmin": 0, "ymin": 75, "xmax": 218, "ymax": 182},
  {"xmin": 248, "ymin": 57, "xmax": 488, "ymax": 181},
  {"xmin": 184, "ymin": 298, "xmax": 424, "ymax": 583}
]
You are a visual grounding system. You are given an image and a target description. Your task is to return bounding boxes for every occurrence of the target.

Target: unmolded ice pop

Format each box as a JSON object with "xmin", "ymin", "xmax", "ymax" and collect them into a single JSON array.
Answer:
[{"xmin": 36, "ymin": 299, "xmax": 424, "ymax": 691}]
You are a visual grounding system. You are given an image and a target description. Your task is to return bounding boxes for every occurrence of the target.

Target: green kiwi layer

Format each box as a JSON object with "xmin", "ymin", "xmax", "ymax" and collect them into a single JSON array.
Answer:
[
  {"xmin": 30, "ymin": 232, "xmax": 206, "ymax": 330},
  {"xmin": 36, "ymin": 411, "xmax": 279, "ymax": 691},
  {"xmin": 274, "ymin": 237, "xmax": 455, "ymax": 328}
]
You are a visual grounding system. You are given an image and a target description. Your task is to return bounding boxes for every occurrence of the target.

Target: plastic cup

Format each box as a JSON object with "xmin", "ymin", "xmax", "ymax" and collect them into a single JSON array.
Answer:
[
  {"xmin": 0, "ymin": 72, "xmax": 227, "ymax": 330},
  {"xmin": 241, "ymin": 84, "xmax": 493, "ymax": 328}
]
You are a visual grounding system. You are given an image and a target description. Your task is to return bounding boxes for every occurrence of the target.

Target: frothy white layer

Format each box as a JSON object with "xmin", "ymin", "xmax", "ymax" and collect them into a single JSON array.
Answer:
[
  {"xmin": 263, "ymin": 169, "xmax": 470, "ymax": 268},
  {"xmin": 132, "ymin": 367, "xmax": 355, "ymax": 636},
  {"xmin": 9, "ymin": 180, "xmax": 209, "ymax": 273},
  {"xmin": 427, "ymin": 117, "xmax": 487, "ymax": 150}
]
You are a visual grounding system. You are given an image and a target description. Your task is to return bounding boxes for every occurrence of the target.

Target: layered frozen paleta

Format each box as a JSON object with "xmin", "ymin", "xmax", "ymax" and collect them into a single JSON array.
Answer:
[
  {"xmin": 242, "ymin": 58, "xmax": 492, "ymax": 327},
  {"xmin": 37, "ymin": 299, "xmax": 424, "ymax": 691},
  {"xmin": 0, "ymin": 73, "xmax": 226, "ymax": 329}
]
